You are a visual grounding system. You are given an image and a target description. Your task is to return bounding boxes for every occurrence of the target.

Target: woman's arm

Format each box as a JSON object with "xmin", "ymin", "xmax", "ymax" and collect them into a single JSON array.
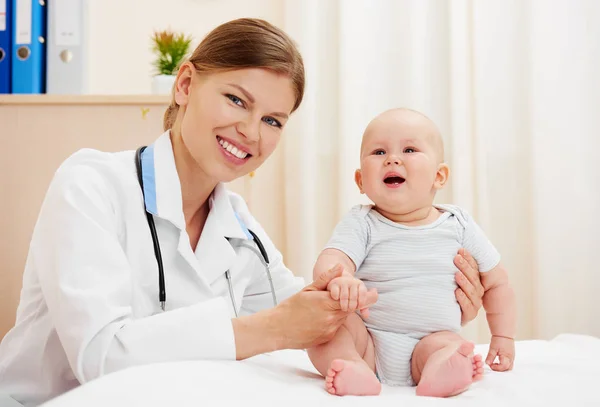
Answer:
[
  {"xmin": 35, "ymin": 160, "xmax": 239, "ymax": 383},
  {"xmin": 454, "ymin": 248, "xmax": 485, "ymax": 325}
]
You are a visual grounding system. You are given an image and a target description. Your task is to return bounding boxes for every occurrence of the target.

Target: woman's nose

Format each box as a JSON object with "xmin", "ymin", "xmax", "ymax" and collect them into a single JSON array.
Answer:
[{"xmin": 237, "ymin": 117, "xmax": 261, "ymax": 142}]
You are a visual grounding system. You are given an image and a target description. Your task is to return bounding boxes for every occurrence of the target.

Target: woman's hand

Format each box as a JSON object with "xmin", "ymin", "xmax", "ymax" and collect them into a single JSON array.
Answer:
[
  {"xmin": 233, "ymin": 264, "xmax": 377, "ymax": 360},
  {"xmin": 454, "ymin": 248, "xmax": 484, "ymax": 326},
  {"xmin": 274, "ymin": 264, "xmax": 377, "ymax": 351}
]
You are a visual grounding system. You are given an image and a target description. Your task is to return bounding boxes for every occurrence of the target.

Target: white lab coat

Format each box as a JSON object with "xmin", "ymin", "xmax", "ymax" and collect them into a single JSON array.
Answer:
[{"xmin": 0, "ymin": 131, "xmax": 305, "ymax": 407}]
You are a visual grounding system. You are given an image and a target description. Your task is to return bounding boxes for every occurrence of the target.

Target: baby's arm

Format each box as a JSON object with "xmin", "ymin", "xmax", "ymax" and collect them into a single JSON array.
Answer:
[
  {"xmin": 481, "ymin": 263, "xmax": 516, "ymax": 338},
  {"xmin": 315, "ymin": 206, "xmax": 372, "ymax": 314},
  {"xmin": 481, "ymin": 263, "xmax": 517, "ymax": 371},
  {"xmin": 313, "ymin": 248, "xmax": 356, "ymax": 281},
  {"xmin": 454, "ymin": 204, "xmax": 516, "ymax": 371}
]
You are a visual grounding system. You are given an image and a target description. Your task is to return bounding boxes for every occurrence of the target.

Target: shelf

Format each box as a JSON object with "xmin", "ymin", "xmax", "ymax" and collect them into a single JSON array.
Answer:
[{"xmin": 0, "ymin": 94, "xmax": 171, "ymax": 106}]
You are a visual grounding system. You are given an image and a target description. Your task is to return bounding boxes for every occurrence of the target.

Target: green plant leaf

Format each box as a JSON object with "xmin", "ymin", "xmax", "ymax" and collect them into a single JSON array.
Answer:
[{"xmin": 151, "ymin": 29, "xmax": 193, "ymax": 75}]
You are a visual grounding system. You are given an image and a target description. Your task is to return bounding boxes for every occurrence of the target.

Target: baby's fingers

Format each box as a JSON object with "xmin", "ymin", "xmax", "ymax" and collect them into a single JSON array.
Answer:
[
  {"xmin": 347, "ymin": 283, "xmax": 358, "ymax": 312},
  {"xmin": 339, "ymin": 285, "xmax": 349, "ymax": 312},
  {"xmin": 491, "ymin": 355, "xmax": 513, "ymax": 372},
  {"xmin": 357, "ymin": 283, "xmax": 368, "ymax": 309},
  {"xmin": 485, "ymin": 348, "xmax": 498, "ymax": 367}
]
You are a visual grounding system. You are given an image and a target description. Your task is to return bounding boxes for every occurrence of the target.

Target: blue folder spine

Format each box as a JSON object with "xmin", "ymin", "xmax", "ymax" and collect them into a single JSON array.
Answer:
[
  {"xmin": 12, "ymin": 0, "xmax": 47, "ymax": 94},
  {"xmin": 0, "ymin": 0, "xmax": 11, "ymax": 93}
]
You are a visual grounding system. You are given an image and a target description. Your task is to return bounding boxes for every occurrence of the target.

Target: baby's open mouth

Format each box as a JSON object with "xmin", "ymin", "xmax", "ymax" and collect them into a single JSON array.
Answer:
[{"xmin": 384, "ymin": 176, "xmax": 405, "ymax": 185}]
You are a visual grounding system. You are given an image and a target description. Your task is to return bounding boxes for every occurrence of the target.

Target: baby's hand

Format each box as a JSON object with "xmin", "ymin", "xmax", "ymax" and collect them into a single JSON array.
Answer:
[
  {"xmin": 486, "ymin": 335, "xmax": 515, "ymax": 372},
  {"xmin": 327, "ymin": 271, "xmax": 371, "ymax": 318}
]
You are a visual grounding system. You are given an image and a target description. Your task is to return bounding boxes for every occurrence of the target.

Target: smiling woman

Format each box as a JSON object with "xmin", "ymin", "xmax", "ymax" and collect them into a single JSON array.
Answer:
[{"xmin": 172, "ymin": 68, "xmax": 297, "ymax": 187}]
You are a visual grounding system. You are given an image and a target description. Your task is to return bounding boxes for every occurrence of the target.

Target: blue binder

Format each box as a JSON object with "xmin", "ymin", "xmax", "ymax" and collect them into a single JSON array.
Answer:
[
  {"xmin": 0, "ymin": 0, "xmax": 11, "ymax": 93},
  {"xmin": 12, "ymin": 0, "xmax": 46, "ymax": 94}
]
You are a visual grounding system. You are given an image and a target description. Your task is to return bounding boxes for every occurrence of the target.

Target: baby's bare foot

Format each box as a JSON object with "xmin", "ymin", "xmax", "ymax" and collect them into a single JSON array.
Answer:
[
  {"xmin": 472, "ymin": 353, "xmax": 484, "ymax": 382},
  {"xmin": 416, "ymin": 341, "xmax": 481, "ymax": 397},
  {"xmin": 325, "ymin": 359, "xmax": 381, "ymax": 396}
]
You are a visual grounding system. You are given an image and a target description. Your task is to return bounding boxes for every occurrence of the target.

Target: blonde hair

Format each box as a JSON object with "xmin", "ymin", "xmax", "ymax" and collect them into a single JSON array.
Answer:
[{"xmin": 163, "ymin": 18, "xmax": 305, "ymax": 131}]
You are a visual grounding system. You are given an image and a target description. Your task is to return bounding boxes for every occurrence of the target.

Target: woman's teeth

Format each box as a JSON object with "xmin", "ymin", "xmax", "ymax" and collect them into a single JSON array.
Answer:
[{"xmin": 218, "ymin": 137, "xmax": 249, "ymax": 159}]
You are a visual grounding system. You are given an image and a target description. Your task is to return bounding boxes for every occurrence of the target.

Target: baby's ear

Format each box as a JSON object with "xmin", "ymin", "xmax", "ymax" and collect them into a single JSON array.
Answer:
[
  {"xmin": 434, "ymin": 163, "xmax": 449, "ymax": 189},
  {"xmin": 355, "ymin": 169, "xmax": 364, "ymax": 193}
]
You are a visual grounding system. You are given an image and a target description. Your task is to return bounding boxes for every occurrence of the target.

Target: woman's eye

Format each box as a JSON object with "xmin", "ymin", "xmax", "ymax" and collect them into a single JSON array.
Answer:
[
  {"xmin": 226, "ymin": 94, "xmax": 244, "ymax": 107},
  {"xmin": 374, "ymin": 150, "xmax": 385, "ymax": 155},
  {"xmin": 263, "ymin": 116, "xmax": 282, "ymax": 128},
  {"xmin": 404, "ymin": 147, "xmax": 416, "ymax": 153}
]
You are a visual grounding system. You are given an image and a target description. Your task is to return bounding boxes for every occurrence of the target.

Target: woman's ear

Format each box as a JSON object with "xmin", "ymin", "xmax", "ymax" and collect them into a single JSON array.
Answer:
[
  {"xmin": 355, "ymin": 169, "xmax": 364, "ymax": 194},
  {"xmin": 174, "ymin": 62, "xmax": 195, "ymax": 107},
  {"xmin": 434, "ymin": 163, "xmax": 450, "ymax": 189}
]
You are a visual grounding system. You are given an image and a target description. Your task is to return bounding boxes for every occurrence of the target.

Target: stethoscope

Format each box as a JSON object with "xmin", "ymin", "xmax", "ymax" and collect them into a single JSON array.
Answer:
[{"xmin": 135, "ymin": 146, "xmax": 277, "ymax": 316}]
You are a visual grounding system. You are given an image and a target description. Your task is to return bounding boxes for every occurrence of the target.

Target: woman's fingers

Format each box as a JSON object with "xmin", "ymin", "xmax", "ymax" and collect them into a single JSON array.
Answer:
[
  {"xmin": 455, "ymin": 249, "xmax": 484, "ymax": 298},
  {"xmin": 308, "ymin": 264, "xmax": 344, "ymax": 292},
  {"xmin": 455, "ymin": 287, "xmax": 476, "ymax": 325},
  {"xmin": 329, "ymin": 283, "xmax": 340, "ymax": 301},
  {"xmin": 460, "ymin": 248, "xmax": 479, "ymax": 272},
  {"xmin": 454, "ymin": 250, "xmax": 484, "ymax": 327},
  {"xmin": 455, "ymin": 287, "xmax": 468, "ymax": 309},
  {"xmin": 455, "ymin": 271, "xmax": 480, "ymax": 306}
]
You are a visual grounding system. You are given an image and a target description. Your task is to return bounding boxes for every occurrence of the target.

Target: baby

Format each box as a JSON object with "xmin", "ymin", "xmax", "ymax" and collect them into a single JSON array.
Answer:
[{"xmin": 308, "ymin": 108, "xmax": 516, "ymax": 397}]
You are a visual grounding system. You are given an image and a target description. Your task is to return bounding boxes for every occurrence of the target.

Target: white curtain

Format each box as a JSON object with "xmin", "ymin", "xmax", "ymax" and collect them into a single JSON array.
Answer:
[{"xmin": 236, "ymin": 0, "xmax": 600, "ymax": 344}]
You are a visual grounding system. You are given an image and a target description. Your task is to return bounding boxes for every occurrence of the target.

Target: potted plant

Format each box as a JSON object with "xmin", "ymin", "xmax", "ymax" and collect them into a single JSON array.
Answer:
[{"xmin": 150, "ymin": 29, "xmax": 193, "ymax": 94}]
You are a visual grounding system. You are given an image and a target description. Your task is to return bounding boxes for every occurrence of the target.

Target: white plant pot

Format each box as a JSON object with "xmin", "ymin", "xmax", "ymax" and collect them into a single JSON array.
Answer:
[{"xmin": 151, "ymin": 74, "xmax": 176, "ymax": 94}]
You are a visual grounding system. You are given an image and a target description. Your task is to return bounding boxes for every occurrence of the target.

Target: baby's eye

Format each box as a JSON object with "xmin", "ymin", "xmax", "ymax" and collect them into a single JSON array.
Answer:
[
  {"xmin": 404, "ymin": 147, "xmax": 417, "ymax": 153},
  {"xmin": 374, "ymin": 149, "xmax": 385, "ymax": 155},
  {"xmin": 226, "ymin": 94, "xmax": 244, "ymax": 107}
]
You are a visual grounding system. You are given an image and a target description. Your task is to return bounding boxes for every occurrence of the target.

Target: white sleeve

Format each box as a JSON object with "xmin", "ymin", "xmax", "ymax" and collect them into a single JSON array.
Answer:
[
  {"xmin": 33, "ymin": 159, "xmax": 236, "ymax": 384},
  {"xmin": 322, "ymin": 205, "xmax": 371, "ymax": 270},
  {"xmin": 458, "ymin": 208, "xmax": 501, "ymax": 273}
]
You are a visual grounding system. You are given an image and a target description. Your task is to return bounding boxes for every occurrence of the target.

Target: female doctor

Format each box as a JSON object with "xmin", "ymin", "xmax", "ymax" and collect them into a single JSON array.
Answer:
[{"xmin": 0, "ymin": 18, "xmax": 485, "ymax": 407}]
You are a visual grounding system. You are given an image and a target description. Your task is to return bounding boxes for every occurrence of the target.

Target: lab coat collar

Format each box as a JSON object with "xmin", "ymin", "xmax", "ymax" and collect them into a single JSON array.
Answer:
[
  {"xmin": 208, "ymin": 183, "xmax": 254, "ymax": 241},
  {"xmin": 140, "ymin": 131, "xmax": 252, "ymax": 240},
  {"xmin": 140, "ymin": 131, "xmax": 185, "ymax": 230},
  {"xmin": 196, "ymin": 183, "xmax": 254, "ymax": 285}
]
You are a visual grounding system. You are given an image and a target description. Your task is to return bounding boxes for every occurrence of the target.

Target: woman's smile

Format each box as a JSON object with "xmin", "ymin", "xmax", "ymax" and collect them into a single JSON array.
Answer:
[{"xmin": 217, "ymin": 135, "xmax": 253, "ymax": 165}]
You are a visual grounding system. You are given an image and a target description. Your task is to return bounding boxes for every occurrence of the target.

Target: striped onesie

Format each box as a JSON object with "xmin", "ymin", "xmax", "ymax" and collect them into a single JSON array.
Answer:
[{"xmin": 324, "ymin": 204, "xmax": 500, "ymax": 386}]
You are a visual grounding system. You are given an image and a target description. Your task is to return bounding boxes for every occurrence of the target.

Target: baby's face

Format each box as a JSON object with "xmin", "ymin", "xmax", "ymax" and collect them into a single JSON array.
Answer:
[{"xmin": 355, "ymin": 110, "xmax": 447, "ymax": 214}]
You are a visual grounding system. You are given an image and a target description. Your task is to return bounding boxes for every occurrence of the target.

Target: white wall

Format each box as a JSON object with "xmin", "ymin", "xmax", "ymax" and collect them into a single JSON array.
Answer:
[{"xmin": 86, "ymin": 0, "xmax": 284, "ymax": 94}]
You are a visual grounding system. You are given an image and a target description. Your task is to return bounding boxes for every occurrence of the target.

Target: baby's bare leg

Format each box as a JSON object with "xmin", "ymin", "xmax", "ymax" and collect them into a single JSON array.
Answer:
[
  {"xmin": 411, "ymin": 331, "xmax": 484, "ymax": 397},
  {"xmin": 308, "ymin": 312, "xmax": 380, "ymax": 396}
]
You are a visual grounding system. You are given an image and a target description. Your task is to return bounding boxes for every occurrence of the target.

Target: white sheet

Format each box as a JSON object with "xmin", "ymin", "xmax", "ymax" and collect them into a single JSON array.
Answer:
[{"xmin": 41, "ymin": 334, "xmax": 600, "ymax": 407}]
